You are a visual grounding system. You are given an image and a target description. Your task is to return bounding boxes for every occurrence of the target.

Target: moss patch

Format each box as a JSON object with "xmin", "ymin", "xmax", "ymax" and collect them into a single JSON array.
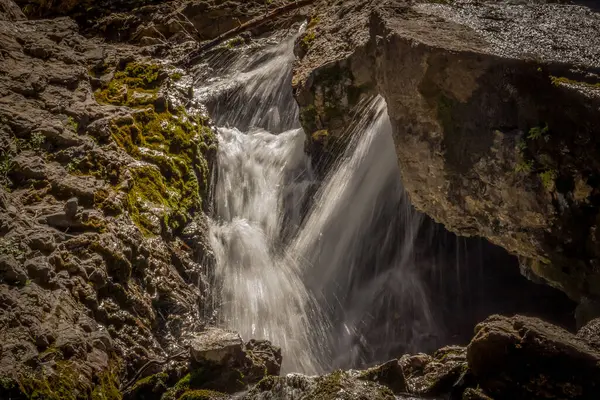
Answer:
[
  {"xmin": 162, "ymin": 364, "xmax": 244, "ymax": 400},
  {"xmin": 125, "ymin": 372, "xmax": 168, "ymax": 399},
  {"xmin": 18, "ymin": 361, "xmax": 92, "ymax": 400},
  {"xmin": 93, "ymin": 62, "xmax": 217, "ymax": 236},
  {"xmin": 178, "ymin": 390, "xmax": 227, "ymax": 400}
]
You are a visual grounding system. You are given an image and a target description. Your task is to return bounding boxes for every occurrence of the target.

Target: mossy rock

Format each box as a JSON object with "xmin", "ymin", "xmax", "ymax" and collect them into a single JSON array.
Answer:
[
  {"xmin": 93, "ymin": 61, "xmax": 217, "ymax": 237},
  {"xmin": 162, "ymin": 365, "xmax": 244, "ymax": 400},
  {"xmin": 178, "ymin": 390, "xmax": 227, "ymax": 400},
  {"xmin": 14, "ymin": 360, "xmax": 119, "ymax": 400},
  {"xmin": 124, "ymin": 372, "xmax": 168, "ymax": 400}
]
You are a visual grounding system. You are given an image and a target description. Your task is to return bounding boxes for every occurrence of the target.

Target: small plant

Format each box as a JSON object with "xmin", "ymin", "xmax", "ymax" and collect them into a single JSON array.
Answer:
[
  {"xmin": 515, "ymin": 159, "xmax": 533, "ymax": 174},
  {"xmin": 67, "ymin": 117, "xmax": 79, "ymax": 132},
  {"xmin": 171, "ymin": 72, "xmax": 183, "ymax": 81},
  {"xmin": 516, "ymin": 139, "xmax": 527, "ymax": 152},
  {"xmin": 0, "ymin": 237, "xmax": 24, "ymax": 259},
  {"xmin": 300, "ymin": 30, "xmax": 316, "ymax": 51},
  {"xmin": 539, "ymin": 169, "xmax": 557, "ymax": 191},
  {"xmin": 0, "ymin": 156, "xmax": 13, "ymax": 186},
  {"xmin": 30, "ymin": 132, "xmax": 45, "ymax": 149},
  {"xmin": 527, "ymin": 124, "xmax": 549, "ymax": 141}
]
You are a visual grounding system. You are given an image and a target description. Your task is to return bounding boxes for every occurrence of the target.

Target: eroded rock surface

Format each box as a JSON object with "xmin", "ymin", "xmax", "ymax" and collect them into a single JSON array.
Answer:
[
  {"xmin": 293, "ymin": 0, "xmax": 600, "ymax": 303},
  {"xmin": 0, "ymin": 0, "xmax": 222, "ymax": 397}
]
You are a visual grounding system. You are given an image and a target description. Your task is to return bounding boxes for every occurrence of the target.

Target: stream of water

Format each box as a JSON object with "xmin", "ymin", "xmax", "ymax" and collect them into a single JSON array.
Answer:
[{"xmin": 192, "ymin": 28, "xmax": 441, "ymax": 375}]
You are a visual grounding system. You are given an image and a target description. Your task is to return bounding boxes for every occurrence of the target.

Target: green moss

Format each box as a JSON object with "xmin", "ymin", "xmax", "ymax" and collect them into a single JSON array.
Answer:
[
  {"xmin": 178, "ymin": 390, "xmax": 227, "ymax": 400},
  {"xmin": 18, "ymin": 361, "xmax": 90, "ymax": 400},
  {"xmin": 539, "ymin": 169, "xmax": 557, "ymax": 191},
  {"xmin": 300, "ymin": 105, "xmax": 319, "ymax": 134},
  {"xmin": 171, "ymin": 72, "xmax": 183, "ymax": 81},
  {"xmin": 162, "ymin": 365, "xmax": 245, "ymax": 400},
  {"xmin": 67, "ymin": 116, "xmax": 79, "ymax": 132},
  {"xmin": 91, "ymin": 367, "xmax": 122, "ymax": 400},
  {"xmin": 307, "ymin": 16, "xmax": 321, "ymax": 29},
  {"xmin": 93, "ymin": 62, "xmax": 216, "ymax": 237},
  {"xmin": 300, "ymin": 30, "xmax": 316, "ymax": 51},
  {"xmin": 126, "ymin": 372, "xmax": 168, "ymax": 399},
  {"xmin": 225, "ymin": 37, "xmax": 245, "ymax": 49},
  {"xmin": 94, "ymin": 62, "xmax": 161, "ymax": 107},
  {"xmin": 550, "ymin": 76, "xmax": 600, "ymax": 89},
  {"xmin": 312, "ymin": 370, "xmax": 345, "ymax": 397}
]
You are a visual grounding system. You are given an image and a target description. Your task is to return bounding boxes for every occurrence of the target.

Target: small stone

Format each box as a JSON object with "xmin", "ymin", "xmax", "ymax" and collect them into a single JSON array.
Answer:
[{"xmin": 64, "ymin": 197, "xmax": 79, "ymax": 219}]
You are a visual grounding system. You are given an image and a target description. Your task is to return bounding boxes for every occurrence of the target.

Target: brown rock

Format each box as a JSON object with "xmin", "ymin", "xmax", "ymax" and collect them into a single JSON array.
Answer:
[{"xmin": 467, "ymin": 315, "xmax": 600, "ymax": 399}]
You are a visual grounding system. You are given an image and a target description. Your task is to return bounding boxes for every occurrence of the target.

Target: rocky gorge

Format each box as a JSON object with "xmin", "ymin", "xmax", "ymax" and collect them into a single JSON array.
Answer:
[{"xmin": 0, "ymin": 0, "xmax": 600, "ymax": 399}]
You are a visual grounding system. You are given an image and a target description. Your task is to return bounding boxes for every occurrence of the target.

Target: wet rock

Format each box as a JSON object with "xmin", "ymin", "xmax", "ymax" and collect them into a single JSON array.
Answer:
[
  {"xmin": 24, "ymin": 256, "xmax": 54, "ymax": 282},
  {"xmin": 467, "ymin": 315, "xmax": 600, "ymax": 399},
  {"xmin": 64, "ymin": 197, "xmax": 78, "ymax": 218},
  {"xmin": 245, "ymin": 370, "xmax": 396, "ymax": 400},
  {"xmin": 244, "ymin": 339, "xmax": 282, "ymax": 378},
  {"xmin": 358, "ymin": 359, "xmax": 407, "ymax": 394},
  {"xmin": 293, "ymin": 0, "xmax": 600, "ymax": 302},
  {"xmin": 400, "ymin": 346, "xmax": 467, "ymax": 396},
  {"xmin": 189, "ymin": 328, "xmax": 244, "ymax": 365},
  {"xmin": 462, "ymin": 387, "xmax": 493, "ymax": 400}
]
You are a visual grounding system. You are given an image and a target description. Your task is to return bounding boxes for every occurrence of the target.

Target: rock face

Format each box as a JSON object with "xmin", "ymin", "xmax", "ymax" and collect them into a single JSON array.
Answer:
[
  {"xmin": 293, "ymin": 0, "xmax": 600, "ymax": 303},
  {"xmin": 0, "ymin": 0, "xmax": 223, "ymax": 397}
]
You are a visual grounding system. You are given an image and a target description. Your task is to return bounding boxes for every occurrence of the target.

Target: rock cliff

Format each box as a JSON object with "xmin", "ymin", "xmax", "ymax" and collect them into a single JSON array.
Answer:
[{"xmin": 293, "ymin": 0, "xmax": 600, "ymax": 305}]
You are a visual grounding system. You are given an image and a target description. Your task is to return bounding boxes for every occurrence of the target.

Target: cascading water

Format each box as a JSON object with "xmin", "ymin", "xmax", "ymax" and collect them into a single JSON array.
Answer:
[
  {"xmin": 193, "ymin": 25, "xmax": 575, "ymax": 375},
  {"xmin": 196, "ymin": 27, "xmax": 437, "ymax": 373}
]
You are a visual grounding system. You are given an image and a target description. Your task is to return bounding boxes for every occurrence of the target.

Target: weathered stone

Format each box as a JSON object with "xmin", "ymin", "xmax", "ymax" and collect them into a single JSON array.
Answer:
[
  {"xmin": 64, "ymin": 197, "xmax": 79, "ymax": 218},
  {"xmin": 467, "ymin": 315, "xmax": 600, "ymax": 399},
  {"xmin": 189, "ymin": 328, "xmax": 244, "ymax": 365},
  {"xmin": 0, "ymin": 0, "xmax": 24, "ymax": 21},
  {"xmin": 577, "ymin": 317, "xmax": 600, "ymax": 352},
  {"xmin": 358, "ymin": 359, "xmax": 407, "ymax": 394}
]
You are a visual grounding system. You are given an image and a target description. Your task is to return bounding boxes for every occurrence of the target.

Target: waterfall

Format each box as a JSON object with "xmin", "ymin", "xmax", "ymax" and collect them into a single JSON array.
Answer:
[{"xmin": 196, "ymin": 27, "xmax": 438, "ymax": 374}]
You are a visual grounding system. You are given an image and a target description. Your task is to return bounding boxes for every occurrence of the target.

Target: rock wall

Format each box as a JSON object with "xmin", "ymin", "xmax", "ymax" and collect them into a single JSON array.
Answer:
[{"xmin": 293, "ymin": 0, "xmax": 600, "ymax": 304}]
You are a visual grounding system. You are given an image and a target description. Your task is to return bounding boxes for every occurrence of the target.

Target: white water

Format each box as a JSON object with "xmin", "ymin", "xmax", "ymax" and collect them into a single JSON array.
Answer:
[{"xmin": 197, "ymin": 28, "xmax": 437, "ymax": 374}]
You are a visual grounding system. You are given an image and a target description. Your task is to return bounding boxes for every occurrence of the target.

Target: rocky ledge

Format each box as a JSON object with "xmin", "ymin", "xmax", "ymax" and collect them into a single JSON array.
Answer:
[
  {"xmin": 293, "ymin": 0, "xmax": 600, "ymax": 308},
  {"xmin": 247, "ymin": 315, "xmax": 600, "ymax": 400}
]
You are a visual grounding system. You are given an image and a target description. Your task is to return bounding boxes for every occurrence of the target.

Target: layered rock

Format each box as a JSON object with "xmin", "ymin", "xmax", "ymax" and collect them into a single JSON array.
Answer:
[
  {"xmin": 293, "ymin": 0, "xmax": 600, "ymax": 304},
  {"xmin": 0, "ymin": 1, "xmax": 222, "ymax": 397}
]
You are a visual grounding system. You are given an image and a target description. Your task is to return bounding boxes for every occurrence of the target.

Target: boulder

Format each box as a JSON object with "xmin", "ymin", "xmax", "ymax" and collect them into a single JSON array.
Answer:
[
  {"xmin": 293, "ymin": 0, "xmax": 600, "ymax": 302},
  {"xmin": 189, "ymin": 328, "xmax": 244, "ymax": 365},
  {"xmin": 467, "ymin": 315, "xmax": 600, "ymax": 399}
]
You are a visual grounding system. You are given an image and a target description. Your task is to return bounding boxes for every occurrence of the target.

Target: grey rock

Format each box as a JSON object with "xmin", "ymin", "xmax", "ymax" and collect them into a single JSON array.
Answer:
[
  {"xmin": 577, "ymin": 318, "xmax": 600, "ymax": 352},
  {"xmin": 189, "ymin": 328, "xmax": 244, "ymax": 365}
]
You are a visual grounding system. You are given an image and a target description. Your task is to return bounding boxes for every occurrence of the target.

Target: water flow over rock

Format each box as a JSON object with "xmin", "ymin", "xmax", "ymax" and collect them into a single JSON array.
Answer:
[{"xmin": 198, "ymin": 25, "xmax": 441, "ymax": 374}]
